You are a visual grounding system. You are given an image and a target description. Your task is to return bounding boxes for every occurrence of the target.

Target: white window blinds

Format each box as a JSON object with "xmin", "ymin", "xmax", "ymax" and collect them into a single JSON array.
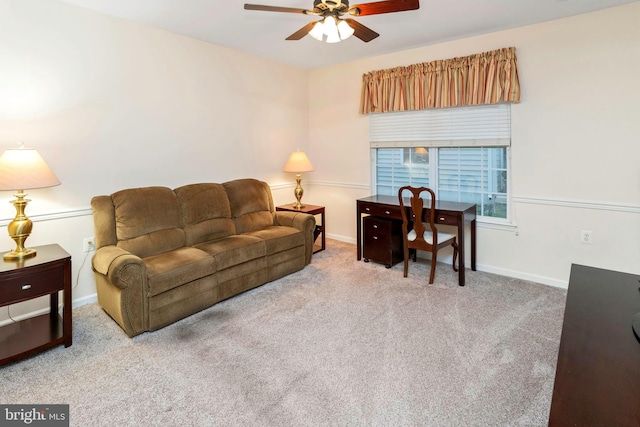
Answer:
[{"xmin": 370, "ymin": 103, "xmax": 511, "ymax": 148}]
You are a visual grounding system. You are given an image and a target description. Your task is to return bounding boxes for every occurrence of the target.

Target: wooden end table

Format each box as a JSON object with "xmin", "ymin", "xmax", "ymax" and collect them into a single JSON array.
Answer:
[
  {"xmin": 276, "ymin": 203, "xmax": 325, "ymax": 253},
  {"xmin": 0, "ymin": 244, "xmax": 72, "ymax": 366}
]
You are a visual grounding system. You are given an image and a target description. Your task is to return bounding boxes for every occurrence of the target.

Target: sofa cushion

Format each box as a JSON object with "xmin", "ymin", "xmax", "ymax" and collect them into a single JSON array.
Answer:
[
  {"xmin": 144, "ymin": 247, "xmax": 216, "ymax": 297},
  {"xmin": 195, "ymin": 235, "xmax": 265, "ymax": 270},
  {"xmin": 223, "ymin": 179, "xmax": 274, "ymax": 234},
  {"xmin": 242, "ymin": 226, "xmax": 304, "ymax": 255},
  {"xmin": 112, "ymin": 186, "xmax": 185, "ymax": 258},
  {"xmin": 175, "ymin": 183, "xmax": 236, "ymax": 246}
]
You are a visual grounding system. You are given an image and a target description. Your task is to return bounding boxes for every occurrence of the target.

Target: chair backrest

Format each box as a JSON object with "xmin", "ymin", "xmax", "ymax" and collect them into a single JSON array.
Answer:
[{"xmin": 398, "ymin": 186, "xmax": 438, "ymax": 249}]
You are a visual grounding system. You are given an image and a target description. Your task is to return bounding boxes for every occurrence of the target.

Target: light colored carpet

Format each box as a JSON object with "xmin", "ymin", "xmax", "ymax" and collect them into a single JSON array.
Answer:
[{"xmin": 0, "ymin": 239, "xmax": 567, "ymax": 426}]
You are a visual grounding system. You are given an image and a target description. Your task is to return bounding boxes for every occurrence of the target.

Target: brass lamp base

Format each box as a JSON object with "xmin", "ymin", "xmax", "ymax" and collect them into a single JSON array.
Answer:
[
  {"xmin": 4, "ymin": 248, "xmax": 36, "ymax": 261},
  {"xmin": 3, "ymin": 190, "xmax": 37, "ymax": 261},
  {"xmin": 293, "ymin": 173, "xmax": 305, "ymax": 209}
]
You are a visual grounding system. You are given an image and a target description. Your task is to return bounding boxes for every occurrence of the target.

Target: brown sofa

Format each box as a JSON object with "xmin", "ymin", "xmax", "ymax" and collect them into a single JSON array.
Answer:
[{"xmin": 91, "ymin": 178, "xmax": 316, "ymax": 337}]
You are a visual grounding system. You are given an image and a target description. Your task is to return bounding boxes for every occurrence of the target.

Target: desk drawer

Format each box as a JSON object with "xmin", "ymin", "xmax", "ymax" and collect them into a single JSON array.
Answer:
[
  {"xmin": 0, "ymin": 267, "xmax": 63, "ymax": 305},
  {"xmin": 435, "ymin": 212, "xmax": 459, "ymax": 226},
  {"xmin": 364, "ymin": 216, "xmax": 393, "ymax": 245},
  {"xmin": 359, "ymin": 202, "xmax": 379, "ymax": 216},
  {"xmin": 359, "ymin": 202, "xmax": 402, "ymax": 220},
  {"xmin": 363, "ymin": 216, "xmax": 403, "ymax": 267},
  {"xmin": 377, "ymin": 205, "xmax": 402, "ymax": 220}
]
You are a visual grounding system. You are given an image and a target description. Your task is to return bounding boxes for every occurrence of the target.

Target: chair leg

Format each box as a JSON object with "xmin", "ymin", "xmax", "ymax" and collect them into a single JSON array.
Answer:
[
  {"xmin": 429, "ymin": 251, "xmax": 437, "ymax": 284},
  {"xmin": 452, "ymin": 242, "xmax": 459, "ymax": 272},
  {"xmin": 403, "ymin": 246, "xmax": 409, "ymax": 278}
]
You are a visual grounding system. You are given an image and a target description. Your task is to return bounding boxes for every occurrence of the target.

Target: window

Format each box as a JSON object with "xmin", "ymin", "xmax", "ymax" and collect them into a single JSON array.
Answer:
[
  {"xmin": 371, "ymin": 104, "xmax": 511, "ymax": 221},
  {"xmin": 376, "ymin": 147, "xmax": 430, "ymax": 193}
]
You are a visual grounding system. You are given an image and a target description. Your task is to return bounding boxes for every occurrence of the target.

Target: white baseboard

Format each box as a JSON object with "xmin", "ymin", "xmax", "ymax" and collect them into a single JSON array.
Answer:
[
  {"xmin": 327, "ymin": 233, "xmax": 356, "ymax": 244},
  {"xmin": 474, "ymin": 264, "xmax": 568, "ymax": 289},
  {"xmin": 73, "ymin": 293, "xmax": 98, "ymax": 308},
  {"xmin": 0, "ymin": 293, "xmax": 98, "ymax": 327},
  {"xmin": 326, "ymin": 233, "xmax": 568, "ymax": 289},
  {"xmin": 0, "ymin": 307, "xmax": 52, "ymax": 327}
]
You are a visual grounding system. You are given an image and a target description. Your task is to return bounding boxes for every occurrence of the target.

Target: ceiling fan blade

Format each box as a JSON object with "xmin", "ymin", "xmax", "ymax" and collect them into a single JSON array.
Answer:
[
  {"xmin": 344, "ymin": 19, "xmax": 379, "ymax": 42},
  {"xmin": 244, "ymin": 4, "xmax": 312, "ymax": 14},
  {"xmin": 285, "ymin": 21, "xmax": 318, "ymax": 40},
  {"xmin": 348, "ymin": 0, "xmax": 419, "ymax": 16}
]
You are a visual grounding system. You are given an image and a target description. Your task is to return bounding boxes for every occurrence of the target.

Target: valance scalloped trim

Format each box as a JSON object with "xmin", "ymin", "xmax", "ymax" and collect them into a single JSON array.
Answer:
[{"xmin": 359, "ymin": 47, "xmax": 521, "ymax": 114}]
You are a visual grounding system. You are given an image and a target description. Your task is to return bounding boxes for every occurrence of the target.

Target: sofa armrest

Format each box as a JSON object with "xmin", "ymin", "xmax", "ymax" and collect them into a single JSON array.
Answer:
[
  {"xmin": 92, "ymin": 246, "xmax": 146, "ymax": 289},
  {"xmin": 92, "ymin": 245, "xmax": 148, "ymax": 337},
  {"xmin": 274, "ymin": 211, "xmax": 316, "ymax": 264}
]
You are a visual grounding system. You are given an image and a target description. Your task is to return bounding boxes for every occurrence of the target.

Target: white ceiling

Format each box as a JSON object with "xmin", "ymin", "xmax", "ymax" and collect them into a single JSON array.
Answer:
[{"xmin": 61, "ymin": 0, "xmax": 638, "ymax": 69}]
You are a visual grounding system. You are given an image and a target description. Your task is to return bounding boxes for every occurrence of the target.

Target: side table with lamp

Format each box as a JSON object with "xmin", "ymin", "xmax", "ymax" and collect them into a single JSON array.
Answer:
[
  {"xmin": 0, "ymin": 144, "xmax": 72, "ymax": 365},
  {"xmin": 280, "ymin": 150, "xmax": 325, "ymax": 253}
]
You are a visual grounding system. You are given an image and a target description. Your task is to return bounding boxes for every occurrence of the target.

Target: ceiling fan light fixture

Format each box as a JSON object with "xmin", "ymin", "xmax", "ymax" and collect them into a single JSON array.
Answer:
[
  {"xmin": 309, "ymin": 20, "xmax": 325, "ymax": 41},
  {"xmin": 326, "ymin": 32, "xmax": 341, "ymax": 43},
  {"xmin": 247, "ymin": 0, "xmax": 415, "ymax": 43},
  {"xmin": 337, "ymin": 19, "xmax": 354, "ymax": 40},
  {"xmin": 323, "ymin": 15, "xmax": 339, "ymax": 39}
]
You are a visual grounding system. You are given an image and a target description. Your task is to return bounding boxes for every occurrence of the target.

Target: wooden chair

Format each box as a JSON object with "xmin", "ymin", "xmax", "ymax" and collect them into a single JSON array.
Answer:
[{"xmin": 398, "ymin": 186, "xmax": 459, "ymax": 284}]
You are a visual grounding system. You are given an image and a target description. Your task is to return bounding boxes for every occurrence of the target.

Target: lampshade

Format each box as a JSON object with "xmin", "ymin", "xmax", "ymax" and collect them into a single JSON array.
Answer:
[
  {"xmin": 0, "ymin": 148, "xmax": 61, "ymax": 191},
  {"xmin": 326, "ymin": 33, "xmax": 341, "ymax": 44},
  {"xmin": 0, "ymin": 146, "xmax": 60, "ymax": 260},
  {"xmin": 337, "ymin": 20, "xmax": 354, "ymax": 40},
  {"xmin": 323, "ymin": 16, "xmax": 340, "ymax": 43},
  {"xmin": 283, "ymin": 151, "xmax": 315, "ymax": 173},
  {"xmin": 309, "ymin": 21, "xmax": 324, "ymax": 41}
]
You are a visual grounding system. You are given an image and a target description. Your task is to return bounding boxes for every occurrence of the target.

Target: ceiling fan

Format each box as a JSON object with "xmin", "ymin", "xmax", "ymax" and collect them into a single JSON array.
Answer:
[{"xmin": 244, "ymin": 0, "xmax": 420, "ymax": 43}]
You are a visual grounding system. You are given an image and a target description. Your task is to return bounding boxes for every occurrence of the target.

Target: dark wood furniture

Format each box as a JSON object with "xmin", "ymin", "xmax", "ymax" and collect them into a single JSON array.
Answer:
[
  {"xmin": 356, "ymin": 195, "xmax": 476, "ymax": 286},
  {"xmin": 548, "ymin": 264, "xmax": 640, "ymax": 426},
  {"xmin": 363, "ymin": 216, "xmax": 403, "ymax": 268},
  {"xmin": 398, "ymin": 186, "xmax": 459, "ymax": 283},
  {"xmin": 0, "ymin": 244, "xmax": 72, "ymax": 366},
  {"xmin": 276, "ymin": 203, "xmax": 325, "ymax": 253}
]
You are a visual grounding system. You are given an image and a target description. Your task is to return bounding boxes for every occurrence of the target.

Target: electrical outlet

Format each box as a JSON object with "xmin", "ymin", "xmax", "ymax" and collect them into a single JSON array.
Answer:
[
  {"xmin": 83, "ymin": 237, "xmax": 95, "ymax": 252},
  {"xmin": 580, "ymin": 230, "xmax": 593, "ymax": 244}
]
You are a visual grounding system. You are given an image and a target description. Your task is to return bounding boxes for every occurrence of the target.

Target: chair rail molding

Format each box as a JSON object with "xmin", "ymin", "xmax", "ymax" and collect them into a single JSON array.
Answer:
[
  {"xmin": 308, "ymin": 180, "xmax": 371, "ymax": 191},
  {"xmin": 512, "ymin": 196, "xmax": 640, "ymax": 214},
  {"xmin": 0, "ymin": 208, "xmax": 93, "ymax": 226}
]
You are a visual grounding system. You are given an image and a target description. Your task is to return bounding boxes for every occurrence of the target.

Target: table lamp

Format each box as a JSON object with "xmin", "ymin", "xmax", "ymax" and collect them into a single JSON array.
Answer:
[
  {"xmin": 0, "ymin": 145, "xmax": 61, "ymax": 260},
  {"xmin": 283, "ymin": 150, "xmax": 314, "ymax": 209}
]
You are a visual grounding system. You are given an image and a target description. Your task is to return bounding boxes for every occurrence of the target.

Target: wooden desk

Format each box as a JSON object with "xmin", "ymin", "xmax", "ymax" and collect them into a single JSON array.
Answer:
[
  {"xmin": 548, "ymin": 264, "xmax": 640, "ymax": 426},
  {"xmin": 356, "ymin": 195, "xmax": 476, "ymax": 286}
]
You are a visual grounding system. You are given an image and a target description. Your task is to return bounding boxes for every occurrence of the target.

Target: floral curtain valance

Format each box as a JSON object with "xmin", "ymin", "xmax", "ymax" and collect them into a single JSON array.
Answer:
[{"xmin": 359, "ymin": 47, "xmax": 521, "ymax": 114}]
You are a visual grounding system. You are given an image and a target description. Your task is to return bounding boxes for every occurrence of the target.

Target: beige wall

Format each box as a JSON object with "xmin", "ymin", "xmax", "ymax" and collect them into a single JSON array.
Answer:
[
  {"xmin": 1, "ymin": 1, "xmax": 639, "ymax": 325},
  {"xmin": 307, "ymin": 3, "xmax": 640, "ymax": 286},
  {"xmin": 0, "ymin": 0, "xmax": 308, "ymax": 322}
]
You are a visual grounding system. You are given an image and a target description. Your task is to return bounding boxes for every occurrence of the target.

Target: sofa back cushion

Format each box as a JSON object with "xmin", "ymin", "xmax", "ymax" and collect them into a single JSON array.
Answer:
[
  {"xmin": 223, "ymin": 179, "xmax": 274, "ymax": 234},
  {"xmin": 112, "ymin": 186, "xmax": 185, "ymax": 258},
  {"xmin": 175, "ymin": 183, "xmax": 236, "ymax": 246},
  {"xmin": 91, "ymin": 195, "xmax": 118, "ymax": 249}
]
